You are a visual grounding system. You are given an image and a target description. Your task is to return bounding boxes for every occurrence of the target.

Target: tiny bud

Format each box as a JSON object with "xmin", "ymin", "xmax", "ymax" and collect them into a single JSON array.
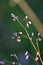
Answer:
[
  {"xmin": 26, "ymin": 23, "xmax": 29, "ymax": 28},
  {"xmin": 10, "ymin": 61, "xmax": 16, "ymax": 65},
  {"xmin": 10, "ymin": 54, "xmax": 13, "ymax": 56},
  {"xmin": 42, "ymin": 62, "xmax": 43, "ymax": 65},
  {"xmin": 19, "ymin": 32, "xmax": 22, "ymax": 35},
  {"xmin": 38, "ymin": 37, "xmax": 41, "ymax": 41},
  {"xmin": 28, "ymin": 21, "xmax": 31, "ymax": 25},
  {"xmin": 36, "ymin": 51, "xmax": 40, "ymax": 56},
  {"xmin": 17, "ymin": 38, "xmax": 21, "ymax": 42},
  {"xmin": 13, "ymin": 18, "xmax": 16, "ymax": 21},
  {"xmin": 12, "ymin": 36, "xmax": 15, "ymax": 39},
  {"xmin": 11, "ymin": 13, "xmax": 15, "ymax": 18},
  {"xmin": 26, "ymin": 55, "xmax": 29, "ymax": 60},
  {"xmin": 25, "ymin": 51, "xmax": 28, "ymax": 56},
  {"xmin": 35, "ymin": 57, "xmax": 39, "ymax": 61},
  {"xmin": 25, "ymin": 16, "xmax": 28, "ymax": 19},
  {"xmin": 38, "ymin": 33, "xmax": 40, "ymax": 36},
  {"xmin": 13, "ymin": 61, "xmax": 15, "ymax": 65},
  {"xmin": 32, "ymin": 32, "xmax": 34, "ymax": 36},
  {"xmin": 17, "ymin": 36, "xmax": 20, "ymax": 39},
  {"xmin": 13, "ymin": 54, "xmax": 17, "ymax": 57}
]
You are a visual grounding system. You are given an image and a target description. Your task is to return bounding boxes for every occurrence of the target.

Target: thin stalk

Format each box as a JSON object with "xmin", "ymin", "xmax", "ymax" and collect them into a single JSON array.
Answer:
[
  {"xmin": 37, "ymin": 41, "xmax": 43, "ymax": 65},
  {"xmin": 33, "ymin": 36, "xmax": 43, "ymax": 65},
  {"xmin": 17, "ymin": 19, "xmax": 37, "ymax": 52}
]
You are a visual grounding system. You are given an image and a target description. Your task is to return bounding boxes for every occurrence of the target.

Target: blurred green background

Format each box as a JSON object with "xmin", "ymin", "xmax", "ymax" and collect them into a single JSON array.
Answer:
[{"xmin": 0, "ymin": 0, "xmax": 43, "ymax": 65}]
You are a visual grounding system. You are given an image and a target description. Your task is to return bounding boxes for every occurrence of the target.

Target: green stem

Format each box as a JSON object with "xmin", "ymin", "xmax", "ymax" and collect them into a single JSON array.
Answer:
[{"xmin": 17, "ymin": 19, "xmax": 37, "ymax": 52}]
